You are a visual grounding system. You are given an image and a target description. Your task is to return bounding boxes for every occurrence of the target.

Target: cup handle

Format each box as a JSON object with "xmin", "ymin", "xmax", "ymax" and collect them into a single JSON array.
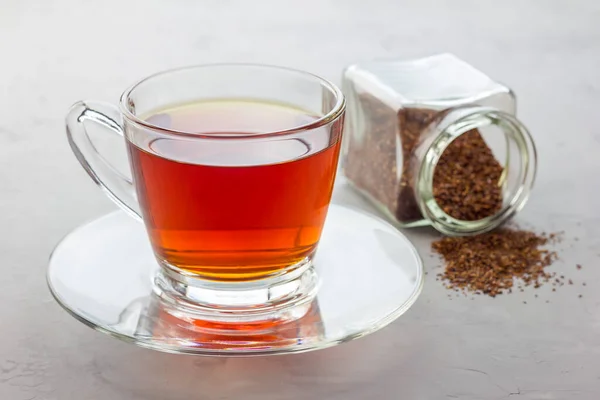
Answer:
[{"xmin": 66, "ymin": 101, "xmax": 142, "ymax": 220}]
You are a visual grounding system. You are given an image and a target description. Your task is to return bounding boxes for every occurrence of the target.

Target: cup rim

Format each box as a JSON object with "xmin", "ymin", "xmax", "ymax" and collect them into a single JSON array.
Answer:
[{"xmin": 118, "ymin": 63, "xmax": 346, "ymax": 139}]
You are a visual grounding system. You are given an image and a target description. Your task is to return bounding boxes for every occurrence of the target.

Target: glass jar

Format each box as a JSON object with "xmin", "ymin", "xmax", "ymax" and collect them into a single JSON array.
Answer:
[{"xmin": 341, "ymin": 53, "xmax": 537, "ymax": 236}]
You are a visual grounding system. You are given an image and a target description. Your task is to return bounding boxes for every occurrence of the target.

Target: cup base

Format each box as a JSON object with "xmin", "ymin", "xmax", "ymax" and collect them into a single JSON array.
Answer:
[{"xmin": 153, "ymin": 258, "xmax": 318, "ymax": 324}]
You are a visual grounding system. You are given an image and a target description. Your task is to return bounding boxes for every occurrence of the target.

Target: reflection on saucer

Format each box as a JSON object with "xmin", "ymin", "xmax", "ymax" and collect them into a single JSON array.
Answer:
[{"xmin": 134, "ymin": 294, "xmax": 325, "ymax": 353}]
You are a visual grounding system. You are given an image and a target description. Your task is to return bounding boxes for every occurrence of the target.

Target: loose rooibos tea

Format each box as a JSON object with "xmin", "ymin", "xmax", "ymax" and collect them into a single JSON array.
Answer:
[
  {"xmin": 432, "ymin": 129, "xmax": 504, "ymax": 221},
  {"xmin": 344, "ymin": 94, "xmax": 503, "ymax": 223},
  {"xmin": 432, "ymin": 229, "xmax": 558, "ymax": 297},
  {"xmin": 342, "ymin": 55, "xmax": 537, "ymax": 235}
]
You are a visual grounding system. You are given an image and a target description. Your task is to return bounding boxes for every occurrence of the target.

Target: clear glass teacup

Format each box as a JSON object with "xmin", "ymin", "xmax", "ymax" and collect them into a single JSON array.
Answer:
[{"xmin": 66, "ymin": 64, "xmax": 346, "ymax": 323}]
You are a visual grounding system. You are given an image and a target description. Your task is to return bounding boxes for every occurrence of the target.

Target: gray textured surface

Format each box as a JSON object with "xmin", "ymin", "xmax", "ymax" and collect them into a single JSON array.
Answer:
[{"xmin": 1, "ymin": 0, "xmax": 599, "ymax": 399}]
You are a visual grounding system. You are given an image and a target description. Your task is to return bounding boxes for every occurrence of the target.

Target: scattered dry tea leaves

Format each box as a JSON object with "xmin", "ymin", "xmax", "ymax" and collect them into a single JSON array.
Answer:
[{"xmin": 432, "ymin": 228, "xmax": 558, "ymax": 297}]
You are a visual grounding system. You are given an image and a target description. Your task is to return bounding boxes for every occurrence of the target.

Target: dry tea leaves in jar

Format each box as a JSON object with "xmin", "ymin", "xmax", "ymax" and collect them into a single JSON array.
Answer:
[
  {"xmin": 432, "ymin": 129, "xmax": 504, "ymax": 221},
  {"xmin": 342, "ymin": 54, "xmax": 537, "ymax": 236}
]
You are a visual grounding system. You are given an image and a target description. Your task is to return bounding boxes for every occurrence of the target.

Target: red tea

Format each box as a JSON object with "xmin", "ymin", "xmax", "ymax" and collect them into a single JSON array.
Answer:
[{"xmin": 127, "ymin": 100, "xmax": 343, "ymax": 281}]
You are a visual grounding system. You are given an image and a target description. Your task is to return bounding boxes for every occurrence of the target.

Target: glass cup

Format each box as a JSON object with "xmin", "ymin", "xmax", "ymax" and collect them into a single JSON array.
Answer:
[{"xmin": 66, "ymin": 64, "xmax": 346, "ymax": 323}]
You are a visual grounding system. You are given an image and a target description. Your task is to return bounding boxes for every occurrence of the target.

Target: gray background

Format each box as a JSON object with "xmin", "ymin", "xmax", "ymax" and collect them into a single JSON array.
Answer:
[{"xmin": 1, "ymin": 0, "xmax": 599, "ymax": 399}]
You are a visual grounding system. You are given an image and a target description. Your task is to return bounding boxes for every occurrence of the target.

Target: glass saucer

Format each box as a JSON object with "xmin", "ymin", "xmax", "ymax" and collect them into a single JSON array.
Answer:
[{"xmin": 47, "ymin": 204, "xmax": 423, "ymax": 356}]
